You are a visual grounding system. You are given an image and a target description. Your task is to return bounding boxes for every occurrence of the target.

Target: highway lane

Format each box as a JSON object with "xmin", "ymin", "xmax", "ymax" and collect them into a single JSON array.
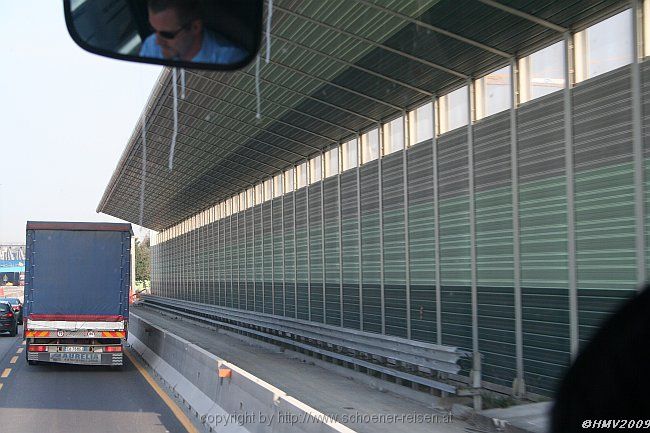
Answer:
[{"xmin": 0, "ymin": 327, "xmax": 194, "ymax": 433}]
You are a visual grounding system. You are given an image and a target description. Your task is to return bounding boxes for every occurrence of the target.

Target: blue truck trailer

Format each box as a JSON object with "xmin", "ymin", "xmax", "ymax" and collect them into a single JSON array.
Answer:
[{"xmin": 24, "ymin": 221, "xmax": 133, "ymax": 366}]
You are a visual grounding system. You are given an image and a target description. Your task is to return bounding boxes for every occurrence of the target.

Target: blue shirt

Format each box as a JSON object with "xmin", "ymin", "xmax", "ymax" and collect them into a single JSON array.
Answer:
[{"xmin": 139, "ymin": 29, "xmax": 248, "ymax": 64}]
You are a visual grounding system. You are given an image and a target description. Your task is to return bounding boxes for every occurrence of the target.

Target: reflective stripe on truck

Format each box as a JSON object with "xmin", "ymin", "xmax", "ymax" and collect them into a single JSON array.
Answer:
[
  {"xmin": 25, "ymin": 330, "xmax": 126, "ymax": 338},
  {"xmin": 25, "ymin": 331, "xmax": 49, "ymax": 337},
  {"xmin": 101, "ymin": 331, "xmax": 125, "ymax": 338}
]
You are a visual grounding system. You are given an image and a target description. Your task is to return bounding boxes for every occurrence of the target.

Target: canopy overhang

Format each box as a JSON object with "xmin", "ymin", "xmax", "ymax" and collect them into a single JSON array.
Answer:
[{"xmin": 97, "ymin": 0, "xmax": 627, "ymax": 231}]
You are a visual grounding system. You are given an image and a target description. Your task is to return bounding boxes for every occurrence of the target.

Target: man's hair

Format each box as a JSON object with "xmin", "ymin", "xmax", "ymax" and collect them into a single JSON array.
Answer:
[{"xmin": 147, "ymin": 0, "xmax": 202, "ymax": 24}]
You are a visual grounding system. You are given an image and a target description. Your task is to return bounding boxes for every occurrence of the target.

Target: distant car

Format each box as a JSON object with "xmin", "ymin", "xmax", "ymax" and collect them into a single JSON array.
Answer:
[
  {"xmin": 0, "ymin": 302, "xmax": 17, "ymax": 337},
  {"xmin": 0, "ymin": 298, "xmax": 23, "ymax": 323}
]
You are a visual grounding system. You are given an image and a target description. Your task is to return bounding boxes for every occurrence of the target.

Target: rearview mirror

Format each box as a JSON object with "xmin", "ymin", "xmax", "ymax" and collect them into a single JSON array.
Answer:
[{"xmin": 63, "ymin": 0, "xmax": 263, "ymax": 71}]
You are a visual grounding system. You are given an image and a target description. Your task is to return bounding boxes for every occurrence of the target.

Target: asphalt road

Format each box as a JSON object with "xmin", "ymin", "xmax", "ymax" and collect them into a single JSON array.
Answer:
[{"xmin": 0, "ymin": 326, "xmax": 192, "ymax": 433}]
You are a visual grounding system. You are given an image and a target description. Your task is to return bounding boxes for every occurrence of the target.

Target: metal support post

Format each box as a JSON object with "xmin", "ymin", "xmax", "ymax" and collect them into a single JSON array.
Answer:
[
  {"xmin": 378, "ymin": 123, "xmax": 386, "ymax": 335},
  {"xmin": 510, "ymin": 58, "xmax": 526, "ymax": 398},
  {"xmin": 338, "ymin": 146, "xmax": 344, "ymax": 328},
  {"xmin": 632, "ymin": 0, "xmax": 647, "ymax": 287},
  {"xmin": 244, "ymin": 202, "xmax": 248, "ymax": 309},
  {"xmin": 357, "ymin": 134, "xmax": 364, "ymax": 331},
  {"xmin": 403, "ymin": 111, "xmax": 412, "ymax": 339},
  {"xmin": 282, "ymin": 191, "xmax": 286, "ymax": 316},
  {"xmin": 260, "ymin": 197, "xmax": 266, "ymax": 313},
  {"xmin": 271, "ymin": 187, "xmax": 275, "ymax": 315},
  {"xmin": 432, "ymin": 97, "xmax": 442, "ymax": 345},
  {"xmin": 307, "ymin": 164, "xmax": 312, "ymax": 321},
  {"xmin": 467, "ymin": 79, "xmax": 480, "ymax": 377},
  {"xmin": 294, "ymin": 167, "xmax": 298, "ymax": 317},
  {"xmin": 321, "ymin": 151, "xmax": 327, "ymax": 322},
  {"xmin": 564, "ymin": 31, "xmax": 579, "ymax": 360}
]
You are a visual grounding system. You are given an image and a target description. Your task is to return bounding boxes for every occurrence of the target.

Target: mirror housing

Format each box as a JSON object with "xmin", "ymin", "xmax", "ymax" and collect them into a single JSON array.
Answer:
[{"xmin": 63, "ymin": 0, "xmax": 263, "ymax": 71}]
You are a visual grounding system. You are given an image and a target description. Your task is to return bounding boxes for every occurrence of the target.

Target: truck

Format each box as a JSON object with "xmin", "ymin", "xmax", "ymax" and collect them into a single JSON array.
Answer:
[{"xmin": 24, "ymin": 221, "xmax": 133, "ymax": 366}]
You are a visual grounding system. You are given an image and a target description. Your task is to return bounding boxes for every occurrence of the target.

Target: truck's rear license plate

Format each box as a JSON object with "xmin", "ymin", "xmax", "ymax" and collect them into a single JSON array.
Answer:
[
  {"xmin": 63, "ymin": 346, "xmax": 87, "ymax": 352},
  {"xmin": 50, "ymin": 353, "xmax": 101, "ymax": 363}
]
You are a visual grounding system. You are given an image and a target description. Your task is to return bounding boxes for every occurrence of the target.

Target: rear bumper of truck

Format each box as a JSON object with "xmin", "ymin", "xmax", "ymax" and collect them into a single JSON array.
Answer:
[
  {"xmin": 27, "ymin": 350, "xmax": 122, "ymax": 366},
  {"xmin": 24, "ymin": 318, "xmax": 127, "ymax": 366}
]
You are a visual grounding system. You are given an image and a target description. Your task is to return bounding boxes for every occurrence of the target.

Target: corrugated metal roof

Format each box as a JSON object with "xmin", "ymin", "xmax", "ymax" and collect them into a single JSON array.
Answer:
[{"xmin": 98, "ymin": 0, "xmax": 627, "ymax": 230}]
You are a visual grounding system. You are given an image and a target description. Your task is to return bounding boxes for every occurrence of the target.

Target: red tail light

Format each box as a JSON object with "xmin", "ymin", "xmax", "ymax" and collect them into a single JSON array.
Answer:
[
  {"xmin": 28, "ymin": 345, "xmax": 46, "ymax": 352},
  {"xmin": 105, "ymin": 346, "xmax": 122, "ymax": 352},
  {"xmin": 2, "ymin": 312, "xmax": 13, "ymax": 318}
]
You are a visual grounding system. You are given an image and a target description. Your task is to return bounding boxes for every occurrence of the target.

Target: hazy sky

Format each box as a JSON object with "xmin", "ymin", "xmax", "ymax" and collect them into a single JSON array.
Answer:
[{"xmin": 0, "ymin": 2, "xmax": 161, "ymax": 244}]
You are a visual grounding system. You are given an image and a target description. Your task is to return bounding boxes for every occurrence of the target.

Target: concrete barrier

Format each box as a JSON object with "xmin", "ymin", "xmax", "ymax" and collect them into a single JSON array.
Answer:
[{"xmin": 129, "ymin": 313, "xmax": 355, "ymax": 433}]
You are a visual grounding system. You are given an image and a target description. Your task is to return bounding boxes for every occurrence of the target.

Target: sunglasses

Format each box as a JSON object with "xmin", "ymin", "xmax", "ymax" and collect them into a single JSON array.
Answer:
[{"xmin": 150, "ymin": 21, "xmax": 191, "ymax": 40}]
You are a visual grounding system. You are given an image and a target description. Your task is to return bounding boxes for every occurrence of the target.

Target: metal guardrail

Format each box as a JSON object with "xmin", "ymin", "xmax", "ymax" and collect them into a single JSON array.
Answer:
[{"xmin": 140, "ymin": 295, "xmax": 481, "ymax": 399}]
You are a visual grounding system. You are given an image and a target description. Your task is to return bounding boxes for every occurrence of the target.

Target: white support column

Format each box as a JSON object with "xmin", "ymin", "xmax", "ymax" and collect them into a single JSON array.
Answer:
[
  {"xmin": 244, "ymin": 197, "xmax": 249, "ymax": 310},
  {"xmin": 253, "ymin": 195, "xmax": 257, "ymax": 310},
  {"xmin": 177, "ymin": 227, "xmax": 180, "ymax": 299},
  {"xmin": 210, "ymin": 208, "xmax": 215, "ymax": 305},
  {"xmin": 200, "ymin": 214, "xmax": 204, "ymax": 303},
  {"xmin": 270, "ymin": 183, "xmax": 275, "ymax": 315},
  {"xmin": 193, "ymin": 217, "xmax": 197, "ymax": 302},
  {"xmin": 321, "ymin": 150, "xmax": 327, "ymax": 322},
  {"xmin": 232, "ymin": 204, "xmax": 236, "ymax": 308},
  {"xmin": 306, "ymin": 163, "xmax": 312, "ymax": 321},
  {"xmin": 185, "ymin": 221, "xmax": 189, "ymax": 301},
  {"xmin": 172, "ymin": 228, "xmax": 175, "ymax": 299},
  {"xmin": 632, "ymin": 0, "xmax": 647, "ymax": 287},
  {"xmin": 338, "ymin": 144, "xmax": 344, "ymax": 328},
  {"xmin": 222, "ymin": 206, "xmax": 226, "ymax": 306},
  {"xmin": 205, "ymin": 213, "xmax": 209, "ymax": 303},
  {"xmin": 186, "ymin": 222, "xmax": 190, "ymax": 301},
  {"xmin": 216, "ymin": 207, "xmax": 221, "ymax": 305},
  {"xmin": 467, "ymin": 79, "xmax": 482, "ymax": 411},
  {"xmin": 192, "ymin": 217, "xmax": 196, "ymax": 302},
  {"xmin": 357, "ymin": 135, "xmax": 364, "ymax": 331},
  {"xmin": 564, "ymin": 31, "xmax": 579, "ymax": 360},
  {"xmin": 176, "ymin": 221, "xmax": 182, "ymax": 299},
  {"xmin": 467, "ymin": 79, "xmax": 479, "ymax": 355},
  {"xmin": 235, "ymin": 208, "xmax": 242, "ymax": 309},
  {"xmin": 431, "ymin": 98, "xmax": 442, "ymax": 346},
  {"xmin": 378, "ymin": 123, "xmax": 386, "ymax": 335},
  {"xmin": 174, "ymin": 229, "xmax": 177, "ymax": 299},
  {"xmin": 197, "ymin": 215, "xmax": 201, "ymax": 303},
  {"xmin": 187, "ymin": 221, "xmax": 191, "ymax": 301},
  {"xmin": 510, "ymin": 58, "xmax": 526, "ymax": 397},
  {"xmin": 403, "ymin": 111, "xmax": 412, "ymax": 339},
  {"xmin": 282, "ymin": 187, "xmax": 286, "ymax": 316},
  {"xmin": 293, "ymin": 166, "xmax": 298, "ymax": 318},
  {"xmin": 260, "ymin": 194, "xmax": 266, "ymax": 313},
  {"xmin": 191, "ymin": 218, "xmax": 195, "ymax": 302},
  {"xmin": 172, "ymin": 228, "xmax": 175, "ymax": 298}
]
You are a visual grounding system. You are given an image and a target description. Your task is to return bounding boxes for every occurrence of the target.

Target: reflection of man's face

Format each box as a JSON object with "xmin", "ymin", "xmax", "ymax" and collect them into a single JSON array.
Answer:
[{"xmin": 148, "ymin": 8, "xmax": 202, "ymax": 60}]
